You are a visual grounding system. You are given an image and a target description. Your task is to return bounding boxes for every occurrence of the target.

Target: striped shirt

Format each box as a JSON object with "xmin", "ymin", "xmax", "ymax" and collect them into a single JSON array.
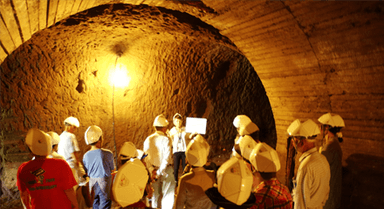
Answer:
[{"xmin": 294, "ymin": 148, "xmax": 330, "ymax": 209}]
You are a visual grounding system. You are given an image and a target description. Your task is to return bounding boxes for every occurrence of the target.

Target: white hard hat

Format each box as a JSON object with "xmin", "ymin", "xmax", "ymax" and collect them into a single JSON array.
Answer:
[
  {"xmin": 47, "ymin": 131, "xmax": 60, "ymax": 146},
  {"xmin": 85, "ymin": 125, "xmax": 103, "ymax": 145},
  {"xmin": 239, "ymin": 122, "xmax": 259, "ymax": 136},
  {"xmin": 233, "ymin": 115, "xmax": 252, "ymax": 128},
  {"xmin": 119, "ymin": 142, "xmax": 138, "ymax": 160},
  {"xmin": 217, "ymin": 157, "xmax": 253, "ymax": 205},
  {"xmin": 153, "ymin": 114, "xmax": 169, "ymax": 127},
  {"xmin": 25, "ymin": 128, "xmax": 52, "ymax": 156},
  {"xmin": 235, "ymin": 135, "xmax": 258, "ymax": 161},
  {"xmin": 233, "ymin": 115, "xmax": 259, "ymax": 135},
  {"xmin": 186, "ymin": 139, "xmax": 208, "ymax": 167},
  {"xmin": 112, "ymin": 158, "xmax": 149, "ymax": 207},
  {"xmin": 250, "ymin": 142, "xmax": 281, "ymax": 173},
  {"xmin": 287, "ymin": 119, "xmax": 320, "ymax": 138},
  {"xmin": 64, "ymin": 116, "xmax": 80, "ymax": 127},
  {"xmin": 173, "ymin": 113, "xmax": 182, "ymax": 120},
  {"xmin": 318, "ymin": 113, "xmax": 345, "ymax": 127},
  {"xmin": 194, "ymin": 134, "xmax": 210, "ymax": 155}
]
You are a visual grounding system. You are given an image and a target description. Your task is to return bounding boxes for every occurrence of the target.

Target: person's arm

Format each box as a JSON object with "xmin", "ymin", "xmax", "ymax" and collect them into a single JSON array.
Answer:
[
  {"xmin": 20, "ymin": 190, "xmax": 31, "ymax": 209},
  {"xmin": 60, "ymin": 160, "xmax": 80, "ymax": 208},
  {"xmin": 71, "ymin": 151, "xmax": 87, "ymax": 178},
  {"xmin": 64, "ymin": 188, "xmax": 79, "ymax": 209},
  {"xmin": 157, "ymin": 137, "xmax": 171, "ymax": 176}
]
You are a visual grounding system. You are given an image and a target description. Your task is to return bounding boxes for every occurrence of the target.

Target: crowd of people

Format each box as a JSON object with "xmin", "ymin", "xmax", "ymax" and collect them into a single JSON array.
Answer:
[{"xmin": 16, "ymin": 112, "xmax": 344, "ymax": 209}]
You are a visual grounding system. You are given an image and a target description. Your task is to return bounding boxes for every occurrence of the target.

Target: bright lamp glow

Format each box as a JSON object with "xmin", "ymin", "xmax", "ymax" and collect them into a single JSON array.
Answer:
[{"xmin": 110, "ymin": 63, "xmax": 130, "ymax": 87}]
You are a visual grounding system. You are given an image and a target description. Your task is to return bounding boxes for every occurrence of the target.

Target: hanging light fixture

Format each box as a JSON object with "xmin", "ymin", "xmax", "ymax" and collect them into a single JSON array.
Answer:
[
  {"xmin": 110, "ymin": 61, "xmax": 131, "ymax": 88},
  {"xmin": 110, "ymin": 55, "xmax": 130, "ymax": 168}
]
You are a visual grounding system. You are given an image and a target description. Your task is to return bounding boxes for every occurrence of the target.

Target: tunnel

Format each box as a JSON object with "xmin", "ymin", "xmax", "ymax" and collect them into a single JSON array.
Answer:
[{"xmin": 1, "ymin": 1, "xmax": 384, "ymax": 209}]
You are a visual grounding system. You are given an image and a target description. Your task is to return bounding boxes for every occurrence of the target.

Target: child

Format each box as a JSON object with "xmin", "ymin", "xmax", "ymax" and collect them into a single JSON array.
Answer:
[
  {"xmin": 17, "ymin": 128, "xmax": 78, "ymax": 209},
  {"xmin": 83, "ymin": 125, "xmax": 115, "ymax": 209}
]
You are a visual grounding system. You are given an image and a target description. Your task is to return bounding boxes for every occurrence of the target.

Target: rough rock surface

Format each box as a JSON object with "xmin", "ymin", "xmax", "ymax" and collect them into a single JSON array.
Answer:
[{"xmin": 0, "ymin": 5, "xmax": 275, "ymax": 207}]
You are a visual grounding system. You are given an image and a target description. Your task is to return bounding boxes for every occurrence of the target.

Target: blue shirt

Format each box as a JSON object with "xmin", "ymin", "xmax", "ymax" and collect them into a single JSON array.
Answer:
[{"xmin": 83, "ymin": 148, "xmax": 115, "ymax": 178}]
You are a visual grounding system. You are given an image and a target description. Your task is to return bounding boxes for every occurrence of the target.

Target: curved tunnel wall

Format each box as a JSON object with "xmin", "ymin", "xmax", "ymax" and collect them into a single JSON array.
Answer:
[
  {"xmin": 1, "ymin": 1, "xmax": 384, "ymax": 208},
  {"xmin": 1, "ymin": 3, "xmax": 276, "ymax": 156}
]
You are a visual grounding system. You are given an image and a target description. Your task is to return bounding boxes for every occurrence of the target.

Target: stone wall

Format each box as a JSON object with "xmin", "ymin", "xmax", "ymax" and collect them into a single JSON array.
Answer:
[
  {"xmin": 1, "ymin": 1, "xmax": 384, "ymax": 208},
  {"xmin": 0, "ymin": 4, "xmax": 275, "ymax": 207}
]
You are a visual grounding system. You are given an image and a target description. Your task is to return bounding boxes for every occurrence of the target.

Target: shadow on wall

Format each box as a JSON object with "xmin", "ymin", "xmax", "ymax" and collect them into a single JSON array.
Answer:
[{"xmin": 341, "ymin": 153, "xmax": 384, "ymax": 209}]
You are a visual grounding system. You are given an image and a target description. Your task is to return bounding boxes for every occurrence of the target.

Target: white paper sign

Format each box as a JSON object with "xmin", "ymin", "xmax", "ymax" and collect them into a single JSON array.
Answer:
[{"xmin": 185, "ymin": 117, "xmax": 207, "ymax": 135}]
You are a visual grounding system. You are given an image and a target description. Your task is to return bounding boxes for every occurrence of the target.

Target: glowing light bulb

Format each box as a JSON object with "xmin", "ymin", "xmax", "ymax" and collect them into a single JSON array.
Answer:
[{"xmin": 110, "ymin": 63, "xmax": 130, "ymax": 87}]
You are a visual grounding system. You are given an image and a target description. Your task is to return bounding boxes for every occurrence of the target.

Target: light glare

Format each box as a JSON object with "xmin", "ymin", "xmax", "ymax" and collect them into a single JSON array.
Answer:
[{"xmin": 111, "ymin": 63, "xmax": 130, "ymax": 87}]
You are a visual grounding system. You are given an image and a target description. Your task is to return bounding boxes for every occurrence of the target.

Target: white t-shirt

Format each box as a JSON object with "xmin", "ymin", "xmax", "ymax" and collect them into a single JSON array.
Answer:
[
  {"xmin": 57, "ymin": 131, "xmax": 80, "ymax": 168},
  {"xmin": 143, "ymin": 131, "xmax": 172, "ymax": 176},
  {"xmin": 169, "ymin": 127, "xmax": 187, "ymax": 153}
]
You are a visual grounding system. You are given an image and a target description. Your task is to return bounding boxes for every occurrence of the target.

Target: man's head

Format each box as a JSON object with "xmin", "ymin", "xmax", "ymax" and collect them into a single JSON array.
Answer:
[
  {"xmin": 233, "ymin": 115, "xmax": 259, "ymax": 136},
  {"xmin": 64, "ymin": 116, "xmax": 80, "ymax": 133},
  {"xmin": 249, "ymin": 142, "xmax": 280, "ymax": 180},
  {"xmin": 173, "ymin": 113, "xmax": 183, "ymax": 128},
  {"xmin": 47, "ymin": 131, "xmax": 60, "ymax": 152},
  {"xmin": 119, "ymin": 142, "xmax": 138, "ymax": 165},
  {"xmin": 292, "ymin": 136, "xmax": 316, "ymax": 153},
  {"xmin": 85, "ymin": 125, "xmax": 103, "ymax": 146},
  {"xmin": 193, "ymin": 134, "xmax": 210, "ymax": 155},
  {"xmin": 25, "ymin": 128, "xmax": 52, "ymax": 157},
  {"xmin": 234, "ymin": 135, "xmax": 257, "ymax": 162},
  {"xmin": 318, "ymin": 113, "xmax": 345, "ymax": 142},
  {"xmin": 287, "ymin": 119, "xmax": 320, "ymax": 152},
  {"xmin": 153, "ymin": 114, "xmax": 169, "ymax": 132}
]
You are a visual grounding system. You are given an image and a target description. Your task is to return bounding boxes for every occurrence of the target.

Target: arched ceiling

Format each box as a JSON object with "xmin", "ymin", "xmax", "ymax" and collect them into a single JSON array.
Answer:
[
  {"xmin": 1, "ymin": 2, "xmax": 276, "ymax": 164},
  {"xmin": 1, "ymin": 0, "xmax": 384, "ymax": 177}
]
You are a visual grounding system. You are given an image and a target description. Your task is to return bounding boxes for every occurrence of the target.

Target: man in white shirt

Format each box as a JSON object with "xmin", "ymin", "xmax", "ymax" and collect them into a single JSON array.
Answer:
[
  {"xmin": 288, "ymin": 119, "xmax": 331, "ymax": 209},
  {"xmin": 57, "ymin": 116, "xmax": 86, "ymax": 184},
  {"xmin": 143, "ymin": 114, "xmax": 176, "ymax": 209}
]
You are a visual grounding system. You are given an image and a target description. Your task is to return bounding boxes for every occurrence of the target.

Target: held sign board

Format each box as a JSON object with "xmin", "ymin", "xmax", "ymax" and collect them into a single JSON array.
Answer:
[{"xmin": 185, "ymin": 117, "xmax": 207, "ymax": 135}]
